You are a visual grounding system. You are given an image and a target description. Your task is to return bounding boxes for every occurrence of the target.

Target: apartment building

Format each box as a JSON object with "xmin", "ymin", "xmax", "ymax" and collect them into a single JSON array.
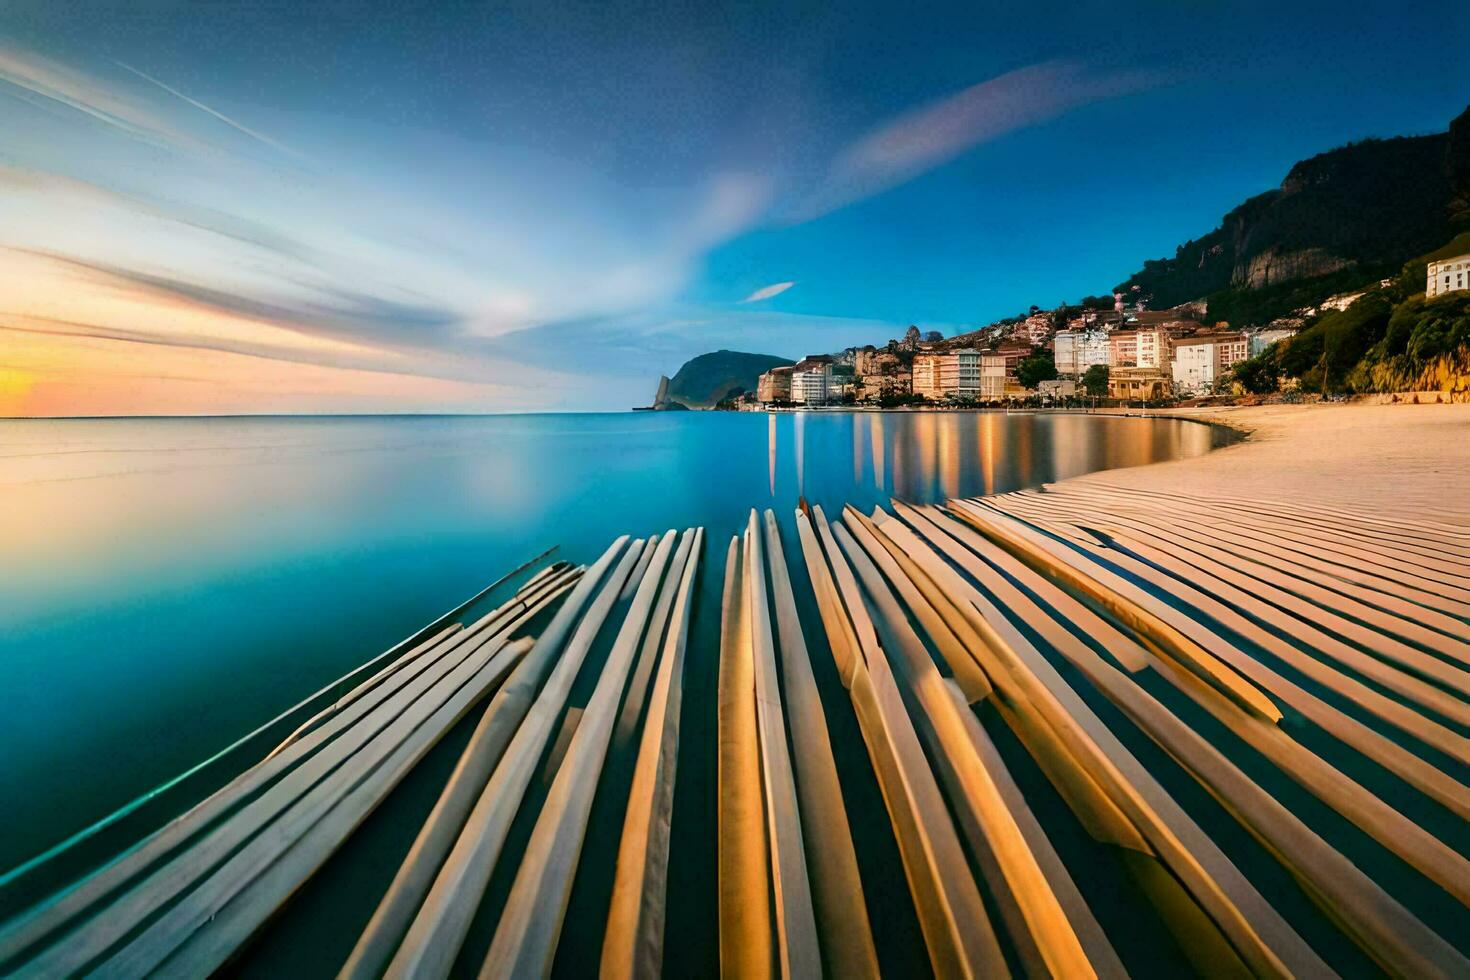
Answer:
[
  {"xmin": 1053, "ymin": 329, "xmax": 1111, "ymax": 375},
  {"xmin": 790, "ymin": 356, "xmax": 834, "ymax": 405},
  {"xmin": 1428, "ymin": 253, "xmax": 1470, "ymax": 298},
  {"xmin": 1109, "ymin": 328, "xmax": 1168, "ymax": 369},
  {"xmin": 1171, "ymin": 332, "xmax": 1249, "ymax": 395}
]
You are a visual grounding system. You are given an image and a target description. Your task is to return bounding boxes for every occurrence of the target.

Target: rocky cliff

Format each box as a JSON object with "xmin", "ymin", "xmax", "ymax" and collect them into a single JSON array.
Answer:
[{"xmin": 1116, "ymin": 107, "xmax": 1468, "ymax": 318}]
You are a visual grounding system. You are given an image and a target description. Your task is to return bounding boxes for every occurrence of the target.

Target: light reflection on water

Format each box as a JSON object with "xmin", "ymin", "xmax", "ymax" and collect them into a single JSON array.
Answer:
[{"xmin": 0, "ymin": 410, "xmax": 1227, "ymax": 873}]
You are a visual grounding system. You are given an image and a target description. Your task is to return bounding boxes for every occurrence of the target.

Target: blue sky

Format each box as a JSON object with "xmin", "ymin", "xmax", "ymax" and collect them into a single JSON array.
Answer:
[{"xmin": 0, "ymin": 1, "xmax": 1466, "ymax": 413}]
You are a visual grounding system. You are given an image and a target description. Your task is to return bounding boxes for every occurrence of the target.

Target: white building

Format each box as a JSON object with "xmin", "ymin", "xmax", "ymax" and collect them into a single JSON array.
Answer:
[
  {"xmin": 1247, "ymin": 327, "xmax": 1299, "ymax": 357},
  {"xmin": 1172, "ymin": 333, "xmax": 1249, "ymax": 396},
  {"xmin": 1109, "ymin": 328, "xmax": 1168, "ymax": 369},
  {"xmin": 1053, "ymin": 330, "xmax": 1111, "ymax": 375},
  {"xmin": 791, "ymin": 365, "xmax": 831, "ymax": 404},
  {"xmin": 1428, "ymin": 254, "xmax": 1470, "ymax": 298}
]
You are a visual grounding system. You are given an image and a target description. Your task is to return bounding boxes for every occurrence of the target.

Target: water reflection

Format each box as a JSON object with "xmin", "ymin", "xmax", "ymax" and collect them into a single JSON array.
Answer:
[{"xmin": 0, "ymin": 411, "xmax": 1228, "ymax": 872}]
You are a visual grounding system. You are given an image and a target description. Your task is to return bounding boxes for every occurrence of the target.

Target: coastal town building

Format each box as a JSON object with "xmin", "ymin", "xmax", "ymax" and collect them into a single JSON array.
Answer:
[
  {"xmin": 790, "ymin": 356, "xmax": 834, "ymax": 405},
  {"xmin": 1109, "ymin": 366, "xmax": 1172, "ymax": 401},
  {"xmin": 979, "ymin": 353, "xmax": 1020, "ymax": 401},
  {"xmin": 1022, "ymin": 313, "xmax": 1053, "ymax": 345},
  {"xmin": 941, "ymin": 349, "xmax": 982, "ymax": 398},
  {"xmin": 1053, "ymin": 329, "xmax": 1111, "ymax": 375},
  {"xmin": 1036, "ymin": 379, "xmax": 1077, "ymax": 401},
  {"xmin": 912, "ymin": 353, "xmax": 941, "ymax": 400},
  {"xmin": 1247, "ymin": 326, "xmax": 1300, "ymax": 357},
  {"xmin": 1109, "ymin": 328, "xmax": 1168, "ymax": 369},
  {"xmin": 755, "ymin": 366, "xmax": 793, "ymax": 404},
  {"xmin": 1171, "ymin": 332, "xmax": 1249, "ymax": 396},
  {"xmin": 1428, "ymin": 253, "xmax": 1470, "ymax": 298},
  {"xmin": 912, "ymin": 350, "xmax": 980, "ymax": 400}
]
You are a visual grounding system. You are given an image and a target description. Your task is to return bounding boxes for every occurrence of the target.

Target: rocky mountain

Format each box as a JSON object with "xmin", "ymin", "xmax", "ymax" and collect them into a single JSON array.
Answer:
[
  {"xmin": 665, "ymin": 349, "xmax": 794, "ymax": 407},
  {"xmin": 1117, "ymin": 106, "xmax": 1469, "ymax": 325}
]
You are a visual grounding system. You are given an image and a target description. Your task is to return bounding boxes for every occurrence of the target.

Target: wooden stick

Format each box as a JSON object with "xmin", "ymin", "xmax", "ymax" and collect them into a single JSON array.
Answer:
[
  {"xmin": 602, "ymin": 528, "xmax": 703, "ymax": 979},
  {"xmin": 717, "ymin": 533, "xmax": 774, "ymax": 979},
  {"xmin": 86, "ymin": 630, "xmax": 535, "ymax": 979},
  {"xmin": 482, "ymin": 531, "xmax": 677, "ymax": 976},
  {"xmin": 836, "ymin": 516, "xmax": 1094, "ymax": 980},
  {"xmin": 760, "ymin": 511, "xmax": 879, "ymax": 979},
  {"xmin": 744, "ymin": 511, "xmax": 822, "ymax": 979},
  {"xmin": 383, "ymin": 536, "xmax": 642, "ymax": 980}
]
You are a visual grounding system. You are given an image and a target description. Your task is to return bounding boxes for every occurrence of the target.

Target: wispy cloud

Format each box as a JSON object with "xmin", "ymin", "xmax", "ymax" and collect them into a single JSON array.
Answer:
[
  {"xmin": 794, "ymin": 60, "xmax": 1156, "ymax": 220},
  {"xmin": 20, "ymin": 249, "xmax": 461, "ymax": 345},
  {"xmin": 0, "ymin": 42, "xmax": 199, "ymax": 151},
  {"xmin": 741, "ymin": 280, "xmax": 796, "ymax": 303},
  {"xmin": 115, "ymin": 61, "xmax": 304, "ymax": 160}
]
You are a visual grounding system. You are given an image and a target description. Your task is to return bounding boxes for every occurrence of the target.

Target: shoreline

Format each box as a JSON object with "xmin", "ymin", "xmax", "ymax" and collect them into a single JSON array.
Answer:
[{"xmin": 1048, "ymin": 400, "xmax": 1470, "ymax": 526}]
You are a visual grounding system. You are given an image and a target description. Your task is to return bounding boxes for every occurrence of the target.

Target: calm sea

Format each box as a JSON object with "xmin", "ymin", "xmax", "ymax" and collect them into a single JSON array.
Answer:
[{"xmin": 0, "ymin": 410, "xmax": 1230, "ymax": 970}]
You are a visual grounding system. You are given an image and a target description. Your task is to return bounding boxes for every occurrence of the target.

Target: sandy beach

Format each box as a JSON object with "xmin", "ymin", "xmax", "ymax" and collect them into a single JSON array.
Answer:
[{"xmin": 1074, "ymin": 401, "xmax": 1470, "ymax": 524}]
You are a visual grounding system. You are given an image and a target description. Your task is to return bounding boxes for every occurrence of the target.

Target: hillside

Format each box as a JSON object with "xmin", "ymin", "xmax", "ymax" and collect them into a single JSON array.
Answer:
[
  {"xmin": 1116, "ymin": 106, "xmax": 1469, "ymax": 327},
  {"xmin": 1231, "ymin": 230, "xmax": 1470, "ymax": 397},
  {"xmin": 666, "ymin": 350, "xmax": 793, "ymax": 407}
]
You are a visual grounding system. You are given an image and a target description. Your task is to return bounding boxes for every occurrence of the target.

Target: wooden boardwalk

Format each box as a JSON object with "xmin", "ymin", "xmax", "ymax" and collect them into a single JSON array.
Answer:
[{"xmin": 1, "ymin": 488, "xmax": 1467, "ymax": 977}]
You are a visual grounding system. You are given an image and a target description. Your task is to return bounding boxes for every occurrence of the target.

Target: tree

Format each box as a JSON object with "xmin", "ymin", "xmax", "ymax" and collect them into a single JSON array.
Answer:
[
  {"xmin": 1016, "ymin": 355, "xmax": 1059, "ymax": 390},
  {"xmin": 1081, "ymin": 364, "xmax": 1109, "ymax": 397},
  {"xmin": 1231, "ymin": 347, "xmax": 1280, "ymax": 394}
]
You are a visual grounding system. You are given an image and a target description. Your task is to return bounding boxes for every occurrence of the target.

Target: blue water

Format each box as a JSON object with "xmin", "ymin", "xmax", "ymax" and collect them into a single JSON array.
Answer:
[{"xmin": 0, "ymin": 410, "xmax": 1225, "ymax": 889}]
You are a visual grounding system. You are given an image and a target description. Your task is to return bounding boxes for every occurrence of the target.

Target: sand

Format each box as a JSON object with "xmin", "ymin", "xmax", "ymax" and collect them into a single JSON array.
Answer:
[{"xmin": 1072, "ymin": 402, "xmax": 1470, "ymax": 524}]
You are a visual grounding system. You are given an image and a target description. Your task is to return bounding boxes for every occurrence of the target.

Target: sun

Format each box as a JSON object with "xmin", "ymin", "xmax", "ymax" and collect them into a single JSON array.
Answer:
[{"xmin": 0, "ymin": 367, "xmax": 37, "ymax": 416}]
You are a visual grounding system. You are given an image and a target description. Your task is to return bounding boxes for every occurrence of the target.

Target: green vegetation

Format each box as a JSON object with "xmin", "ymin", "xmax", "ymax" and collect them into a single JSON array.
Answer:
[
  {"xmin": 1081, "ymin": 364, "xmax": 1109, "ymax": 397},
  {"xmin": 1226, "ymin": 234, "xmax": 1470, "ymax": 395},
  {"xmin": 1202, "ymin": 266, "xmax": 1385, "ymax": 330},
  {"xmin": 666, "ymin": 350, "xmax": 793, "ymax": 407},
  {"xmin": 1016, "ymin": 355, "xmax": 1059, "ymax": 389}
]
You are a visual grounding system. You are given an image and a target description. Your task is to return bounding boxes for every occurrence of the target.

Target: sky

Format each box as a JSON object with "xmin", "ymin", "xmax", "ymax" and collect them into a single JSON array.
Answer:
[{"xmin": 0, "ymin": 2, "xmax": 1466, "ymax": 415}]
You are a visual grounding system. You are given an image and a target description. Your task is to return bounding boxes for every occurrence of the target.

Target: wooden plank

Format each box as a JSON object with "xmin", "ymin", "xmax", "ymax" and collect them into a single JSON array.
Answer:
[
  {"xmin": 1036, "ymin": 484, "xmax": 1470, "ymax": 575},
  {"xmin": 885, "ymin": 504, "xmax": 1326, "ymax": 978},
  {"xmin": 11, "ymin": 588, "xmax": 558, "ymax": 979},
  {"xmin": 947, "ymin": 500, "xmax": 1282, "ymax": 725},
  {"xmin": 265, "ymin": 555, "xmax": 569, "ymax": 760},
  {"xmin": 836, "ymin": 516, "xmax": 1095, "ymax": 980},
  {"xmin": 123, "ymin": 637, "xmax": 536, "ymax": 979},
  {"xmin": 601, "ymin": 528, "xmax": 703, "ymax": 979},
  {"xmin": 933, "ymin": 505, "xmax": 1470, "ymax": 976},
  {"xmin": 1016, "ymin": 489, "xmax": 1470, "ymax": 654},
  {"xmin": 813, "ymin": 516, "xmax": 1008, "ymax": 979},
  {"xmin": 335, "ymin": 562, "xmax": 608, "ymax": 980},
  {"xmin": 483, "ymin": 531, "xmax": 677, "ymax": 976},
  {"xmin": 86, "ymin": 631, "xmax": 535, "ymax": 979},
  {"xmin": 933, "ymin": 501, "xmax": 1470, "ymax": 907},
  {"xmin": 0, "ymin": 621, "xmax": 461, "ymax": 971},
  {"xmin": 971, "ymin": 500, "xmax": 1470, "ymax": 817},
  {"xmin": 610, "ymin": 531, "xmax": 694, "ymax": 762},
  {"xmin": 839, "ymin": 507, "xmax": 991, "ymax": 703},
  {"xmin": 716, "ymin": 533, "xmax": 774, "ymax": 979},
  {"xmin": 743, "ymin": 511, "xmax": 822, "ymax": 979},
  {"xmin": 793, "ymin": 511, "xmax": 860, "ymax": 688},
  {"xmin": 2, "ymin": 569, "xmax": 584, "ymax": 960},
  {"xmin": 887, "ymin": 500, "xmax": 1149, "ymax": 673},
  {"xmin": 383, "ymin": 536, "xmax": 643, "ymax": 979},
  {"xmin": 760, "ymin": 510, "xmax": 879, "ymax": 980}
]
